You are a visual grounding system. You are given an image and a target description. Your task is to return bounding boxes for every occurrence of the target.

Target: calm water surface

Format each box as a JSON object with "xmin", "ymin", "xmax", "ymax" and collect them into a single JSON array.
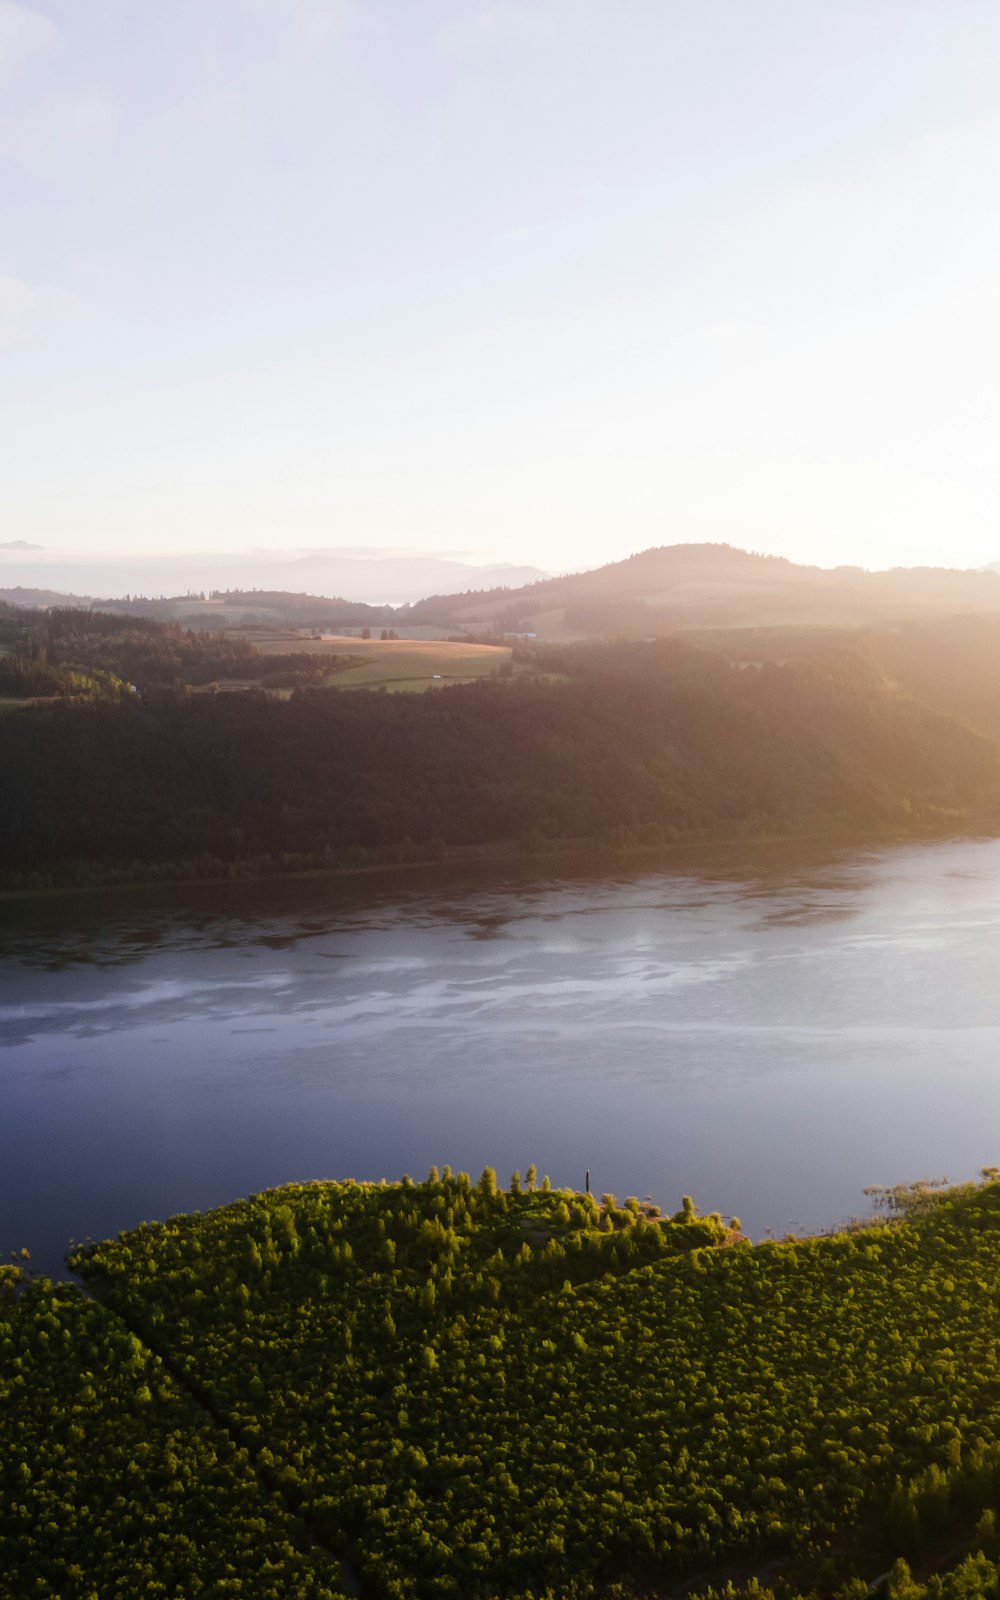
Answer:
[{"xmin": 3, "ymin": 837, "xmax": 1000, "ymax": 1277}]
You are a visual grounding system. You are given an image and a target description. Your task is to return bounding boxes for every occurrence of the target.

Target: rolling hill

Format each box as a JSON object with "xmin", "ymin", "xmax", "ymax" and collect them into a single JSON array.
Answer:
[{"xmin": 408, "ymin": 543, "xmax": 1000, "ymax": 637}]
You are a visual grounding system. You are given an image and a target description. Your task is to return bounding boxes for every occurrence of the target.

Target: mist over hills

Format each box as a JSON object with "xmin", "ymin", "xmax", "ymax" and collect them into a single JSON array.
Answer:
[
  {"xmin": 9, "ymin": 543, "xmax": 1000, "ymax": 638},
  {"xmin": 0, "ymin": 585, "xmax": 98, "ymax": 611},
  {"xmin": 0, "ymin": 547, "xmax": 548, "ymax": 609}
]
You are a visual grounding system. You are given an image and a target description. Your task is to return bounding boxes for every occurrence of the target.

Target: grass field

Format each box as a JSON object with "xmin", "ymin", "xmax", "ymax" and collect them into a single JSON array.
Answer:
[{"xmin": 256, "ymin": 633, "xmax": 511, "ymax": 691}]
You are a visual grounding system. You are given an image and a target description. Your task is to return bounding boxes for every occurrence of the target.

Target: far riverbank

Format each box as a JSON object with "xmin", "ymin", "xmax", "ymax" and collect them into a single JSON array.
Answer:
[{"xmin": 2, "ymin": 804, "xmax": 995, "ymax": 908}]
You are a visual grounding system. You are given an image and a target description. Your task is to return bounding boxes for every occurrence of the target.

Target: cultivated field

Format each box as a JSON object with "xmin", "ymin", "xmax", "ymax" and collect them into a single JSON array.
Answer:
[{"xmin": 255, "ymin": 633, "xmax": 511, "ymax": 691}]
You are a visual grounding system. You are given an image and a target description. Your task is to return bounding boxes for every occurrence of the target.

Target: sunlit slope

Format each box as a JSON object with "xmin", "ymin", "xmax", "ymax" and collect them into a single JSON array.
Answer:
[
  {"xmin": 688, "ymin": 614, "xmax": 1000, "ymax": 741},
  {"xmin": 0, "ymin": 603, "xmax": 508, "ymax": 703},
  {"xmin": 74, "ymin": 1176, "xmax": 1000, "ymax": 1599},
  {"xmin": 0, "ymin": 1269, "xmax": 348, "ymax": 1599},
  {"xmin": 257, "ymin": 633, "xmax": 511, "ymax": 691}
]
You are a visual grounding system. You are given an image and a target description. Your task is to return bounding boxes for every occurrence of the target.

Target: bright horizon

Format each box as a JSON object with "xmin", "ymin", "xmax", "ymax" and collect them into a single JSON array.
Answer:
[{"xmin": 5, "ymin": 1, "xmax": 1000, "ymax": 575}]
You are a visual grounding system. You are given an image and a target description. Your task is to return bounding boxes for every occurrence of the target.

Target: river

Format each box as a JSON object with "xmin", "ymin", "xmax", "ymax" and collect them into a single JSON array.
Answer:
[{"xmin": 2, "ymin": 835, "xmax": 998, "ymax": 1278}]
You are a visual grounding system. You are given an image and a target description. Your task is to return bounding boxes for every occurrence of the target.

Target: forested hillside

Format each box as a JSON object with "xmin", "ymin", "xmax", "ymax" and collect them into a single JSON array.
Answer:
[
  {"xmin": 0, "ymin": 1264, "xmax": 349, "ymax": 1598},
  {"xmin": 40, "ymin": 1173, "xmax": 1000, "ymax": 1599},
  {"xmin": 0, "ymin": 604, "xmax": 344, "ymax": 700},
  {"xmin": 3, "ymin": 628, "xmax": 1000, "ymax": 889}
]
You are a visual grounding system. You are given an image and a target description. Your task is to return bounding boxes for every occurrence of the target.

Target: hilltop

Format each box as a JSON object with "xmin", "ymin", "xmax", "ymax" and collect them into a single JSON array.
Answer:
[
  {"xmin": 12, "ymin": 546, "xmax": 1000, "ymax": 642},
  {"xmin": 0, "ymin": 584, "xmax": 96, "ymax": 611},
  {"xmin": 408, "ymin": 543, "xmax": 1000, "ymax": 637}
]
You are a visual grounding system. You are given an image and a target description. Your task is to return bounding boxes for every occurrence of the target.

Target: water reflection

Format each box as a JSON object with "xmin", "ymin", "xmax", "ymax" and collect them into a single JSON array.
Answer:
[{"xmin": 3, "ymin": 834, "xmax": 1000, "ymax": 1277}]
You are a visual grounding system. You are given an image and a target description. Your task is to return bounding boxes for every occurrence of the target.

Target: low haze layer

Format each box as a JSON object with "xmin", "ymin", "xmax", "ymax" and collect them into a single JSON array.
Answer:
[{"xmin": 0, "ymin": 542, "xmax": 548, "ymax": 605}]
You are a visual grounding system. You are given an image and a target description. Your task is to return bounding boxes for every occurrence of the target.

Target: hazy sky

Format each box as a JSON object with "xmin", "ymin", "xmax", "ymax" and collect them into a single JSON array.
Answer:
[{"xmin": 5, "ymin": 0, "xmax": 1000, "ymax": 577}]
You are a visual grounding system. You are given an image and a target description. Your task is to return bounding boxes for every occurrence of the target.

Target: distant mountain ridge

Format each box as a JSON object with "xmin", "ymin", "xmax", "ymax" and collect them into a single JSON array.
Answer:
[
  {"xmin": 0, "ymin": 588, "xmax": 408, "ymax": 633},
  {"xmin": 408, "ymin": 543, "xmax": 1000, "ymax": 636},
  {"xmin": 10, "ymin": 543, "xmax": 1000, "ymax": 637},
  {"xmin": 0, "ymin": 585, "xmax": 95, "ymax": 610},
  {"xmin": 0, "ymin": 548, "xmax": 549, "ymax": 608}
]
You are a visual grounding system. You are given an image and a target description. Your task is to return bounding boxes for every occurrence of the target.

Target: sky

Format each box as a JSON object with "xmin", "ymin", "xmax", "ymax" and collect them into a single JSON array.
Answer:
[{"xmin": 4, "ymin": 0, "xmax": 1000, "ymax": 581}]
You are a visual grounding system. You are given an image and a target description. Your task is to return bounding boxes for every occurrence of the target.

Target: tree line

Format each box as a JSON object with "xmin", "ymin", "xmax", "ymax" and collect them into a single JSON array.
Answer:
[{"xmin": 0, "ymin": 603, "xmax": 350, "ymax": 699}]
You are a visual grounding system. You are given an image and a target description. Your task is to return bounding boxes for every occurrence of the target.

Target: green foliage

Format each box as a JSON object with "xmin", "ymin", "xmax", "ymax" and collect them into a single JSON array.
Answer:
[
  {"xmin": 72, "ymin": 1175, "xmax": 725, "ymax": 1594},
  {"xmin": 8, "ymin": 1158, "xmax": 1000, "ymax": 1596},
  {"xmin": 65, "ymin": 1174, "xmax": 1000, "ymax": 1599},
  {"xmin": 0, "ymin": 1270, "xmax": 348, "ymax": 1597}
]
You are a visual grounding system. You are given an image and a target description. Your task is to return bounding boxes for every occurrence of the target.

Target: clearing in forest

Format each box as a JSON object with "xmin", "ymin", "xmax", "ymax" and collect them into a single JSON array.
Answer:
[{"xmin": 258, "ymin": 633, "xmax": 511, "ymax": 691}]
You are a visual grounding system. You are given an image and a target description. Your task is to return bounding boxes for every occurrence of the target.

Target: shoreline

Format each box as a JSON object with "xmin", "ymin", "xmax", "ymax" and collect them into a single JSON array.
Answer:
[
  {"xmin": 10, "ymin": 1169, "xmax": 986, "ymax": 1299},
  {"xmin": 3, "ymin": 809, "xmax": 999, "ymax": 907}
]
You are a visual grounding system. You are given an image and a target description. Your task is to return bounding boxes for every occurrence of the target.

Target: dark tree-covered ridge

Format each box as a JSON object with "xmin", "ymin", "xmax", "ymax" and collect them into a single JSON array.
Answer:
[{"xmin": 3, "ymin": 626, "xmax": 1000, "ymax": 889}]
